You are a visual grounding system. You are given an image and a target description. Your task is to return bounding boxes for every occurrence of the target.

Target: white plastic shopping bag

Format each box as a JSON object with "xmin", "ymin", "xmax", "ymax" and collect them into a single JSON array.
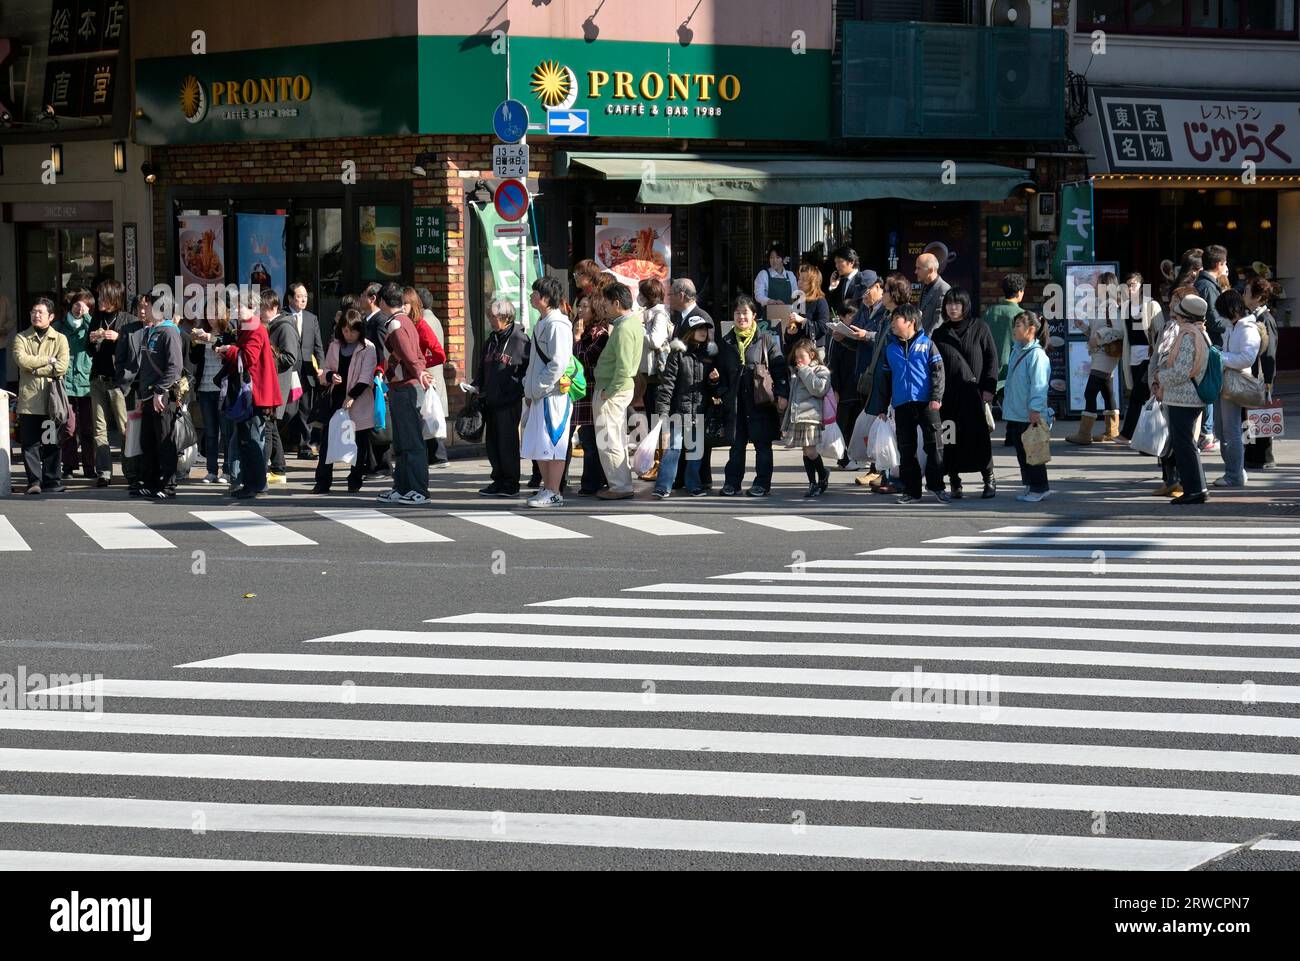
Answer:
[
  {"xmin": 847, "ymin": 409, "xmax": 871, "ymax": 464},
  {"xmin": 867, "ymin": 413, "xmax": 900, "ymax": 474},
  {"xmin": 328, "ymin": 409, "xmax": 358, "ymax": 467},
  {"xmin": 124, "ymin": 405, "xmax": 143, "ymax": 459},
  {"xmin": 632, "ymin": 418, "xmax": 662, "ymax": 475},
  {"xmin": 1131, "ymin": 399, "xmax": 1169, "ymax": 457},
  {"xmin": 419, "ymin": 384, "xmax": 447, "ymax": 440},
  {"xmin": 818, "ymin": 422, "xmax": 846, "ymax": 461}
]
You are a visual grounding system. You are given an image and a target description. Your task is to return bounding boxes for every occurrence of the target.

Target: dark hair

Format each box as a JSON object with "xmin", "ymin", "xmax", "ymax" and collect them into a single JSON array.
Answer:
[
  {"xmin": 1098, "ymin": 271, "xmax": 1119, "ymax": 287},
  {"xmin": 941, "ymin": 286, "xmax": 972, "ymax": 322},
  {"xmin": 832, "ymin": 246, "xmax": 859, "ymax": 268},
  {"xmin": 379, "ymin": 282, "xmax": 405, "ymax": 309},
  {"xmin": 837, "ymin": 302, "xmax": 858, "ymax": 318},
  {"xmin": 1204, "ymin": 245, "xmax": 1228, "ymax": 271},
  {"xmin": 416, "ymin": 287, "xmax": 434, "ymax": 311},
  {"xmin": 532, "ymin": 275, "xmax": 565, "ymax": 309},
  {"xmin": 1247, "ymin": 277, "xmax": 1277, "ymax": 304},
  {"xmin": 1001, "ymin": 273, "xmax": 1026, "ymax": 298},
  {"xmin": 766, "ymin": 242, "xmax": 786, "ymax": 261},
  {"xmin": 1179, "ymin": 253, "xmax": 1203, "ymax": 276},
  {"xmin": 260, "ymin": 289, "xmax": 281, "ymax": 313},
  {"xmin": 335, "ymin": 307, "xmax": 367, "ymax": 342},
  {"xmin": 733, "ymin": 293, "xmax": 759, "ymax": 316},
  {"xmin": 1215, "ymin": 289, "xmax": 1247, "ymax": 321},
  {"xmin": 65, "ymin": 287, "xmax": 95, "ymax": 309},
  {"xmin": 339, "ymin": 293, "xmax": 357, "ymax": 316},
  {"xmin": 786, "ymin": 337, "xmax": 819, "ymax": 367},
  {"xmin": 602, "ymin": 281, "xmax": 634, "ymax": 312},
  {"xmin": 96, "ymin": 279, "xmax": 125, "ymax": 314},
  {"xmin": 638, "ymin": 277, "xmax": 665, "ymax": 307},
  {"xmin": 1013, "ymin": 309, "xmax": 1049, "ymax": 348},
  {"xmin": 287, "ymin": 282, "xmax": 307, "ymax": 299},
  {"xmin": 573, "ymin": 259, "xmax": 602, "ymax": 291},
  {"xmin": 1125, "ymin": 272, "xmax": 1143, "ymax": 286},
  {"xmin": 362, "ymin": 282, "xmax": 383, "ymax": 301},
  {"xmin": 31, "ymin": 296, "xmax": 56, "ymax": 315},
  {"xmin": 883, "ymin": 274, "xmax": 912, "ymax": 307},
  {"xmin": 132, "ymin": 294, "xmax": 152, "ymax": 313},
  {"xmin": 891, "ymin": 304, "xmax": 922, "ymax": 331}
]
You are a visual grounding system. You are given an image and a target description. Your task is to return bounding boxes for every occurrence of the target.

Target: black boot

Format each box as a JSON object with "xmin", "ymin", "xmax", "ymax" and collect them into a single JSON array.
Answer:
[
  {"xmin": 982, "ymin": 471, "xmax": 997, "ymax": 499},
  {"xmin": 817, "ymin": 462, "xmax": 830, "ymax": 496}
]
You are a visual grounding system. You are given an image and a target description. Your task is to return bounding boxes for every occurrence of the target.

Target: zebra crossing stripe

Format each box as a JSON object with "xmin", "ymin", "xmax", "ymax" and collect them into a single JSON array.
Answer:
[
  {"xmin": 987, "ymin": 526, "xmax": 1300, "ymax": 536},
  {"xmin": 531, "ymin": 595, "xmax": 1300, "ymax": 626},
  {"xmin": 303, "ymin": 629, "xmax": 1300, "ymax": 673},
  {"xmin": 735, "ymin": 516, "xmax": 852, "ymax": 533},
  {"xmin": 716, "ymin": 570, "xmax": 1300, "ymax": 591},
  {"xmin": 4, "ymin": 748, "xmax": 1300, "ymax": 820},
  {"xmin": 434, "ymin": 612, "xmax": 1300, "ymax": 649},
  {"xmin": 68, "ymin": 513, "xmax": 176, "ymax": 551},
  {"xmin": 0, "ymin": 795, "xmax": 1240, "ymax": 869},
  {"xmin": 625, "ymin": 582, "xmax": 1300, "ymax": 607},
  {"xmin": 0, "ymin": 849, "xmax": 418, "ymax": 871},
  {"xmin": 931, "ymin": 535, "xmax": 1300, "ymax": 547},
  {"xmin": 590, "ymin": 514, "xmax": 721, "ymax": 537},
  {"xmin": 450, "ymin": 511, "xmax": 589, "ymax": 540},
  {"xmin": 6, "ymin": 713, "xmax": 1299, "ymax": 775},
  {"xmin": 0, "ymin": 517, "xmax": 31, "ymax": 552},
  {"xmin": 315, "ymin": 509, "xmax": 452, "ymax": 544},
  {"xmin": 867, "ymin": 547, "xmax": 1300, "ymax": 560},
  {"xmin": 37, "ymin": 679, "xmax": 1300, "ymax": 736},
  {"xmin": 828, "ymin": 558, "xmax": 1300, "ymax": 575},
  {"xmin": 190, "ymin": 511, "xmax": 316, "ymax": 547},
  {"xmin": 1254, "ymin": 840, "xmax": 1300, "ymax": 853},
  {"xmin": 175, "ymin": 652, "xmax": 1300, "ymax": 703}
]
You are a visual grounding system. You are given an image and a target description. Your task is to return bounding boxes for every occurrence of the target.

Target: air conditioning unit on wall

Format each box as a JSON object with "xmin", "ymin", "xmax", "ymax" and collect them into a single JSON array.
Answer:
[{"xmin": 986, "ymin": 0, "xmax": 1052, "ymax": 28}]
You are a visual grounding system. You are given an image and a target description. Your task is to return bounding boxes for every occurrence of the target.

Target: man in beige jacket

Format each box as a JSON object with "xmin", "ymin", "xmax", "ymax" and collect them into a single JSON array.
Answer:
[{"xmin": 14, "ymin": 296, "xmax": 70, "ymax": 494}]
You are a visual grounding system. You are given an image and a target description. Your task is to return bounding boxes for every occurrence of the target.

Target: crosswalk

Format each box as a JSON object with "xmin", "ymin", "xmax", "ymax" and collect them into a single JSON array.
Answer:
[
  {"xmin": 0, "ymin": 508, "xmax": 869, "ymax": 553},
  {"xmin": 4, "ymin": 522, "xmax": 1300, "ymax": 869}
]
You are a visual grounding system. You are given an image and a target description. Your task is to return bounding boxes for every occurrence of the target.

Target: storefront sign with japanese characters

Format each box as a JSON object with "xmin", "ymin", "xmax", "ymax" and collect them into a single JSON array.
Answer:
[
  {"xmin": 1095, "ymin": 89, "xmax": 1299, "ymax": 173},
  {"xmin": 44, "ymin": 0, "xmax": 126, "ymax": 117}
]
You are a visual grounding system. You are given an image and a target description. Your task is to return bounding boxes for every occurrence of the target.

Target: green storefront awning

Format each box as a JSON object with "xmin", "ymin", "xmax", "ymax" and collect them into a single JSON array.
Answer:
[{"xmin": 559, "ymin": 154, "xmax": 1033, "ymax": 205}]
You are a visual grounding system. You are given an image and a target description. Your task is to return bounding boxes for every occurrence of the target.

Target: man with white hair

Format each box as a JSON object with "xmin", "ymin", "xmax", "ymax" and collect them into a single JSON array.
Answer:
[
  {"xmin": 669, "ymin": 278, "xmax": 713, "ymax": 341},
  {"xmin": 469, "ymin": 297, "xmax": 530, "ymax": 497},
  {"xmin": 915, "ymin": 253, "xmax": 951, "ymax": 334}
]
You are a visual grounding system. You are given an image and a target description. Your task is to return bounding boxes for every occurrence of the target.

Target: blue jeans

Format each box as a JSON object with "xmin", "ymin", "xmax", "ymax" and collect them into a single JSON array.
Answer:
[
  {"xmin": 1202, "ymin": 401, "xmax": 1215, "ymax": 438},
  {"xmin": 230, "ymin": 413, "xmax": 268, "ymax": 493},
  {"xmin": 1218, "ymin": 397, "xmax": 1245, "ymax": 484},
  {"xmin": 197, "ymin": 390, "xmax": 230, "ymax": 477},
  {"xmin": 656, "ymin": 418, "xmax": 703, "ymax": 495}
]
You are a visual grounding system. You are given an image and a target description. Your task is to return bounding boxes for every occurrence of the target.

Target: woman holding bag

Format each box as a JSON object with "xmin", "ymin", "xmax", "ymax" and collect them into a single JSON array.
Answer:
[
  {"xmin": 931, "ymin": 287, "xmax": 998, "ymax": 498},
  {"xmin": 1117, "ymin": 272, "xmax": 1164, "ymax": 445},
  {"xmin": 1067, "ymin": 271, "xmax": 1123, "ymax": 444},
  {"xmin": 717, "ymin": 295, "xmax": 789, "ymax": 497},
  {"xmin": 1002, "ymin": 311, "xmax": 1052, "ymax": 503},
  {"xmin": 312, "ymin": 309, "xmax": 377, "ymax": 494},
  {"xmin": 1212, "ymin": 289, "xmax": 1260, "ymax": 489},
  {"xmin": 1244, "ymin": 278, "xmax": 1279, "ymax": 471},
  {"xmin": 1150, "ymin": 293, "xmax": 1211, "ymax": 505}
]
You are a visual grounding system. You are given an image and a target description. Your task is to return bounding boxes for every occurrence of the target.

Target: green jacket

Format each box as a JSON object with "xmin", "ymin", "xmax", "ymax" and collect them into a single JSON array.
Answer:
[
  {"xmin": 54, "ymin": 314, "xmax": 94, "ymax": 397},
  {"xmin": 980, "ymin": 300, "xmax": 1021, "ymax": 393},
  {"xmin": 594, "ymin": 312, "xmax": 641, "ymax": 395}
]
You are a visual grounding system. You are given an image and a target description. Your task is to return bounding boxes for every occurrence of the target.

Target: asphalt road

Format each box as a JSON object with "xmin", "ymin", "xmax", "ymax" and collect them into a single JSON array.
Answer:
[{"xmin": 2, "ymin": 433, "xmax": 1299, "ymax": 871}]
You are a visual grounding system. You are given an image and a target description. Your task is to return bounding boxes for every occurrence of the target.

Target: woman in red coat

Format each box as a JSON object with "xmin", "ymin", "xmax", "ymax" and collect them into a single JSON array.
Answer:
[{"xmin": 217, "ymin": 296, "xmax": 282, "ymax": 499}]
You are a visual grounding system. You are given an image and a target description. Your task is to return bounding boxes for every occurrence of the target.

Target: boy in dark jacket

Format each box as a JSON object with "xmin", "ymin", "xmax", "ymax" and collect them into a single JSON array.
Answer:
[
  {"xmin": 878, "ymin": 304, "xmax": 948, "ymax": 504},
  {"xmin": 653, "ymin": 315, "xmax": 717, "ymax": 498},
  {"xmin": 471, "ymin": 301, "xmax": 530, "ymax": 497}
]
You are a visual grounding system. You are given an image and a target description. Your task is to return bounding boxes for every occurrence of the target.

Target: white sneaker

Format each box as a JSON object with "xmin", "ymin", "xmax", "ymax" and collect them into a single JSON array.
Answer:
[
  {"xmin": 431, "ymin": 462, "xmax": 450, "ymax": 470},
  {"xmin": 1212, "ymin": 476, "xmax": 1245, "ymax": 488},
  {"xmin": 843, "ymin": 460, "xmax": 861, "ymax": 471},
  {"xmin": 376, "ymin": 490, "xmax": 402, "ymax": 503},
  {"xmin": 526, "ymin": 489, "xmax": 563, "ymax": 508},
  {"xmin": 219, "ymin": 475, "xmax": 233, "ymax": 486},
  {"xmin": 201, "ymin": 473, "xmax": 218, "ymax": 485},
  {"xmin": 396, "ymin": 491, "xmax": 430, "ymax": 505},
  {"xmin": 1019, "ymin": 490, "xmax": 1049, "ymax": 503}
]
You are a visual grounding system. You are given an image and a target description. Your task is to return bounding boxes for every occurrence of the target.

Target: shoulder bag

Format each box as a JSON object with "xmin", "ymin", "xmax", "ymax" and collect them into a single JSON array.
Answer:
[{"xmin": 751, "ymin": 333, "xmax": 776, "ymax": 407}]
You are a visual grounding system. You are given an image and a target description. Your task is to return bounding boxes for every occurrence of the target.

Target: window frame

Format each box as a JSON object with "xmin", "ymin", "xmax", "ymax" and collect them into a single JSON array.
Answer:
[{"xmin": 1077, "ymin": 0, "xmax": 1300, "ymax": 39}]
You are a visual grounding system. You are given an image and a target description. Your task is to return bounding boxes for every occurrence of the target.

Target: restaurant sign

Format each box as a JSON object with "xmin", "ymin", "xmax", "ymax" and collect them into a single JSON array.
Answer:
[{"xmin": 1094, "ymin": 88, "xmax": 1300, "ymax": 174}]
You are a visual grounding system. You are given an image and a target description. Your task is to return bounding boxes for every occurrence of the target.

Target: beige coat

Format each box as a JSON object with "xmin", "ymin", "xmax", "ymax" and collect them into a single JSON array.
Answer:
[{"xmin": 14, "ymin": 326, "xmax": 69, "ymax": 416}]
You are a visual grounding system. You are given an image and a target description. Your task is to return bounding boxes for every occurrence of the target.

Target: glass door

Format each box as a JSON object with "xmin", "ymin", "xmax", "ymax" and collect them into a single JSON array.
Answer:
[{"xmin": 18, "ymin": 223, "xmax": 115, "ymax": 316}]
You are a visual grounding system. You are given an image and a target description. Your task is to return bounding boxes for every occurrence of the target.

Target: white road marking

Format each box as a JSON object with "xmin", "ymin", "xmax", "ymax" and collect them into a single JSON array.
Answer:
[
  {"xmin": 736, "ymin": 516, "xmax": 852, "ymax": 533},
  {"xmin": 716, "ymin": 570, "xmax": 1300, "ymax": 591},
  {"xmin": 67, "ymin": 513, "xmax": 176, "ymax": 551},
  {"xmin": 590, "ymin": 514, "xmax": 721, "ymax": 537},
  {"xmin": 0, "ymin": 850, "xmax": 416, "ymax": 871},
  {"xmin": 931, "ymin": 535, "xmax": 1300, "ymax": 547},
  {"xmin": 316, "ymin": 509, "xmax": 451, "ymax": 544},
  {"xmin": 0, "ymin": 517, "xmax": 31, "ymax": 552},
  {"xmin": 812, "ymin": 559, "xmax": 1300, "ymax": 575},
  {"xmin": 450, "ymin": 511, "xmax": 588, "ymax": 540},
  {"xmin": 191, "ymin": 511, "xmax": 316, "ymax": 547},
  {"xmin": 866, "ymin": 547, "xmax": 1300, "ymax": 560},
  {"xmin": 987, "ymin": 526, "xmax": 1300, "ymax": 536}
]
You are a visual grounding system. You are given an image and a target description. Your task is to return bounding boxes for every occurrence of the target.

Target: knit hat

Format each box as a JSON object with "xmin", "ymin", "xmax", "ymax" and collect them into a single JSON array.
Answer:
[{"xmin": 1173, "ymin": 294, "xmax": 1208, "ymax": 321}]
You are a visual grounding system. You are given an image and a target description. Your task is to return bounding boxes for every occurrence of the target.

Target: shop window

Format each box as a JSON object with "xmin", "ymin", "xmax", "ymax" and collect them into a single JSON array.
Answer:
[
  {"xmin": 1079, "ymin": 0, "xmax": 1298, "ymax": 35},
  {"xmin": 357, "ymin": 205, "xmax": 404, "ymax": 288},
  {"xmin": 17, "ymin": 223, "xmax": 115, "ymax": 314}
]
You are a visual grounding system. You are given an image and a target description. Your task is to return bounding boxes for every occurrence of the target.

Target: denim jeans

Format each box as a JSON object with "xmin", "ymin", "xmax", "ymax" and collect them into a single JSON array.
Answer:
[
  {"xmin": 197, "ymin": 390, "xmax": 230, "ymax": 477},
  {"xmin": 1218, "ymin": 397, "xmax": 1246, "ymax": 485},
  {"xmin": 656, "ymin": 418, "xmax": 703, "ymax": 495},
  {"xmin": 1202, "ymin": 401, "xmax": 1215, "ymax": 439},
  {"xmin": 231, "ymin": 413, "xmax": 268, "ymax": 494}
]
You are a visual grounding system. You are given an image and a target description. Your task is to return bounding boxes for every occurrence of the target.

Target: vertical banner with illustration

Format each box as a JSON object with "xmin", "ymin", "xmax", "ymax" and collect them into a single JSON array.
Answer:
[
  {"xmin": 236, "ymin": 213, "xmax": 288, "ymax": 299},
  {"xmin": 593, "ymin": 213, "xmax": 672, "ymax": 292},
  {"xmin": 1052, "ymin": 182, "xmax": 1095, "ymax": 284},
  {"xmin": 360, "ymin": 205, "xmax": 403, "ymax": 283},
  {"xmin": 177, "ymin": 214, "xmax": 226, "ymax": 289},
  {"xmin": 473, "ymin": 203, "xmax": 539, "ymax": 330},
  {"xmin": 898, "ymin": 205, "xmax": 979, "ymax": 312}
]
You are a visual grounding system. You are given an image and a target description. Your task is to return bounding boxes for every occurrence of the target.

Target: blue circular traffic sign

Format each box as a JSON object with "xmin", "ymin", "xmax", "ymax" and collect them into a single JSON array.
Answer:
[
  {"xmin": 494, "ymin": 178, "xmax": 530, "ymax": 222},
  {"xmin": 493, "ymin": 99, "xmax": 530, "ymax": 144}
]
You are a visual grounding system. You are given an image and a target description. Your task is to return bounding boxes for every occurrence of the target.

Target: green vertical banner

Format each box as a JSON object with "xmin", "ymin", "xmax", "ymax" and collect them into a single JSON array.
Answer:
[
  {"xmin": 1052, "ymin": 182, "xmax": 1095, "ymax": 283},
  {"xmin": 474, "ymin": 203, "xmax": 539, "ymax": 329}
]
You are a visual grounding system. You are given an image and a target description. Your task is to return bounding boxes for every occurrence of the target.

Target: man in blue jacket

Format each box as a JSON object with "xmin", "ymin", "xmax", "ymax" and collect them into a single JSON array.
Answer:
[{"xmin": 878, "ymin": 304, "xmax": 948, "ymax": 504}]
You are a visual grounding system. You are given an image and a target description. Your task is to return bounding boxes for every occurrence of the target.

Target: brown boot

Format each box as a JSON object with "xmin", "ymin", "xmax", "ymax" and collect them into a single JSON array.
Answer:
[
  {"xmin": 1095, "ymin": 410, "xmax": 1120, "ymax": 442},
  {"xmin": 1065, "ymin": 413, "xmax": 1096, "ymax": 446}
]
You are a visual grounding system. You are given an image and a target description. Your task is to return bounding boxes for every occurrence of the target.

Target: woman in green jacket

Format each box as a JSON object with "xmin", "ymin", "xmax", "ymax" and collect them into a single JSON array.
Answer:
[{"xmin": 55, "ymin": 288, "xmax": 96, "ymax": 478}]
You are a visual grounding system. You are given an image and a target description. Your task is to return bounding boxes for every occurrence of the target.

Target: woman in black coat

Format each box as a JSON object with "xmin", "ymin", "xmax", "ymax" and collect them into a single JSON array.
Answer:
[
  {"xmin": 716, "ymin": 295, "xmax": 790, "ymax": 497},
  {"xmin": 932, "ymin": 287, "xmax": 999, "ymax": 498}
]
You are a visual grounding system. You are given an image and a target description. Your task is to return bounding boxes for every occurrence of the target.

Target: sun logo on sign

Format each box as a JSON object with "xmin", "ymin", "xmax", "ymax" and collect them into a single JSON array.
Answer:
[
  {"xmin": 530, "ymin": 60, "xmax": 578, "ymax": 110},
  {"xmin": 180, "ymin": 74, "xmax": 207, "ymax": 123},
  {"xmin": 1001, "ymin": 223, "xmax": 1012, "ymax": 237}
]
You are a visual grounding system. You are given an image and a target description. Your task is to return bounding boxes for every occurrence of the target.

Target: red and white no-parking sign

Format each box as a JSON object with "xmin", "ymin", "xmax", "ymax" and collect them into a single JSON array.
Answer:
[{"xmin": 494, "ymin": 178, "xmax": 530, "ymax": 222}]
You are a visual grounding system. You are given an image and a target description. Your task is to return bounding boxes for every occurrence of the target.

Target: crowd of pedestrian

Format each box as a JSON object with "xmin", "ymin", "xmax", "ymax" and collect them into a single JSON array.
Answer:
[{"xmin": 3, "ymin": 241, "xmax": 1284, "ymax": 507}]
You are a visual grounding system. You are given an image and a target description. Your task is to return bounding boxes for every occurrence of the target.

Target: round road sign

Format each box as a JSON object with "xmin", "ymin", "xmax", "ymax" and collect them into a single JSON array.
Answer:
[{"xmin": 494, "ymin": 178, "xmax": 530, "ymax": 222}]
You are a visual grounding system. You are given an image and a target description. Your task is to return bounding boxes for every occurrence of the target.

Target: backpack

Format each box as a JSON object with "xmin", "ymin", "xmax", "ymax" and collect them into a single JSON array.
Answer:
[{"xmin": 533, "ymin": 336, "xmax": 587, "ymax": 403}]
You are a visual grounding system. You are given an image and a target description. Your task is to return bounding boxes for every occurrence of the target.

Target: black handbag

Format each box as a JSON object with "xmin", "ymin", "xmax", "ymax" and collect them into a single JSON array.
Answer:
[
  {"xmin": 170, "ymin": 405, "xmax": 198, "ymax": 452},
  {"xmin": 704, "ymin": 402, "xmax": 730, "ymax": 446}
]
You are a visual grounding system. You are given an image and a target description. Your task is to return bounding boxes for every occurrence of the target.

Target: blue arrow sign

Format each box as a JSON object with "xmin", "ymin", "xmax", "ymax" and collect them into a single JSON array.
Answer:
[
  {"xmin": 547, "ymin": 109, "xmax": 590, "ymax": 136},
  {"xmin": 493, "ymin": 100, "xmax": 530, "ymax": 144}
]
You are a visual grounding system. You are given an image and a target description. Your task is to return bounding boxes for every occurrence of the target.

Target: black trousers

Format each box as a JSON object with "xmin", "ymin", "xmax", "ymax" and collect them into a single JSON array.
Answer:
[
  {"xmin": 578, "ymin": 423, "xmax": 609, "ymax": 493},
  {"xmin": 285, "ymin": 390, "xmax": 313, "ymax": 450},
  {"xmin": 895, "ymin": 401, "xmax": 945, "ymax": 498},
  {"xmin": 724, "ymin": 415, "xmax": 773, "ymax": 490},
  {"xmin": 836, "ymin": 396, "xmax": 864, "ymax": 466},
  {"xmin": 1083, "ymin": 370, "xmax": 1115, "ymax": 414},
  {"xmin": 139, "ymin": 401, "xmax": 179, "ymax": 494},
  {"xmin": 1005, "ymin": 420, "xmax": 1049, "ymax": 492},
  {"xmin": 1120, "ymin": 363, "xmax": 1150, "ymax": 439},
  {"xmin": 19, "ymin": 413, "xmax": 62, "ymax": 488},
  {"xmin": 485, "ymin": 400, "xmax": 522, "ymax": 493},
  {"xmin": 1166, "ymin": 404, "xmax": 1206, "ymax": 496},
  {"xmin": 265, "ymin": 417, "xmax": 287, "ymax": 473},
  {"xmin": 316, "ymin": 423, "xmax": 372, "ymax": 490}
]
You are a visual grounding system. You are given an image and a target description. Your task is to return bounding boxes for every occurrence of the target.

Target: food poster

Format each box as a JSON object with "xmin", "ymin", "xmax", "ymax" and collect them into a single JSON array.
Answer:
[
  {"xmin": 593, "ymin": 213, "xmax": 671, "ymax": 291},
  {"xmin": 236, "ymin": 214, "xmax": 288, "ymax": 300},
  {"xmin": 177, "ymin": 215, "xmax": 226, "ymax": 288},
  {"xmin": 897, "ymin": 204, "xmax": 980, "ymax": 314},
  {"xmin": 1067, "ymin": 340, "xmax": 1122, "ymax": 415},
  {"xmin": 360, "ymin": 205, "xmax": 402, "ymax": 281}
]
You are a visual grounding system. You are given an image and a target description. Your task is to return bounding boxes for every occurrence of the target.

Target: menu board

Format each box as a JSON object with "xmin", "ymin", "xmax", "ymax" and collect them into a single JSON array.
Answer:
[{"xmin": 414, "ymin": 208, "xmax": 446, "ymax": 265}]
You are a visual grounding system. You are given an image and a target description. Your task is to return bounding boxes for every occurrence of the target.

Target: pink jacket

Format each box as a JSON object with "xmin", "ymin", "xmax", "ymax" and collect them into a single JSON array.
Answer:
[{"xmin": 322, "ymin": 338, "xmax": 378, "ymax": 431}]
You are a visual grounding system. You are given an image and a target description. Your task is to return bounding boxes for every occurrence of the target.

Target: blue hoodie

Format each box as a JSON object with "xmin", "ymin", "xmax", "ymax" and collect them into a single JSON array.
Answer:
[{"xmin": 879, "ymin": 329, "xmax": 945, "ymax": 407}]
